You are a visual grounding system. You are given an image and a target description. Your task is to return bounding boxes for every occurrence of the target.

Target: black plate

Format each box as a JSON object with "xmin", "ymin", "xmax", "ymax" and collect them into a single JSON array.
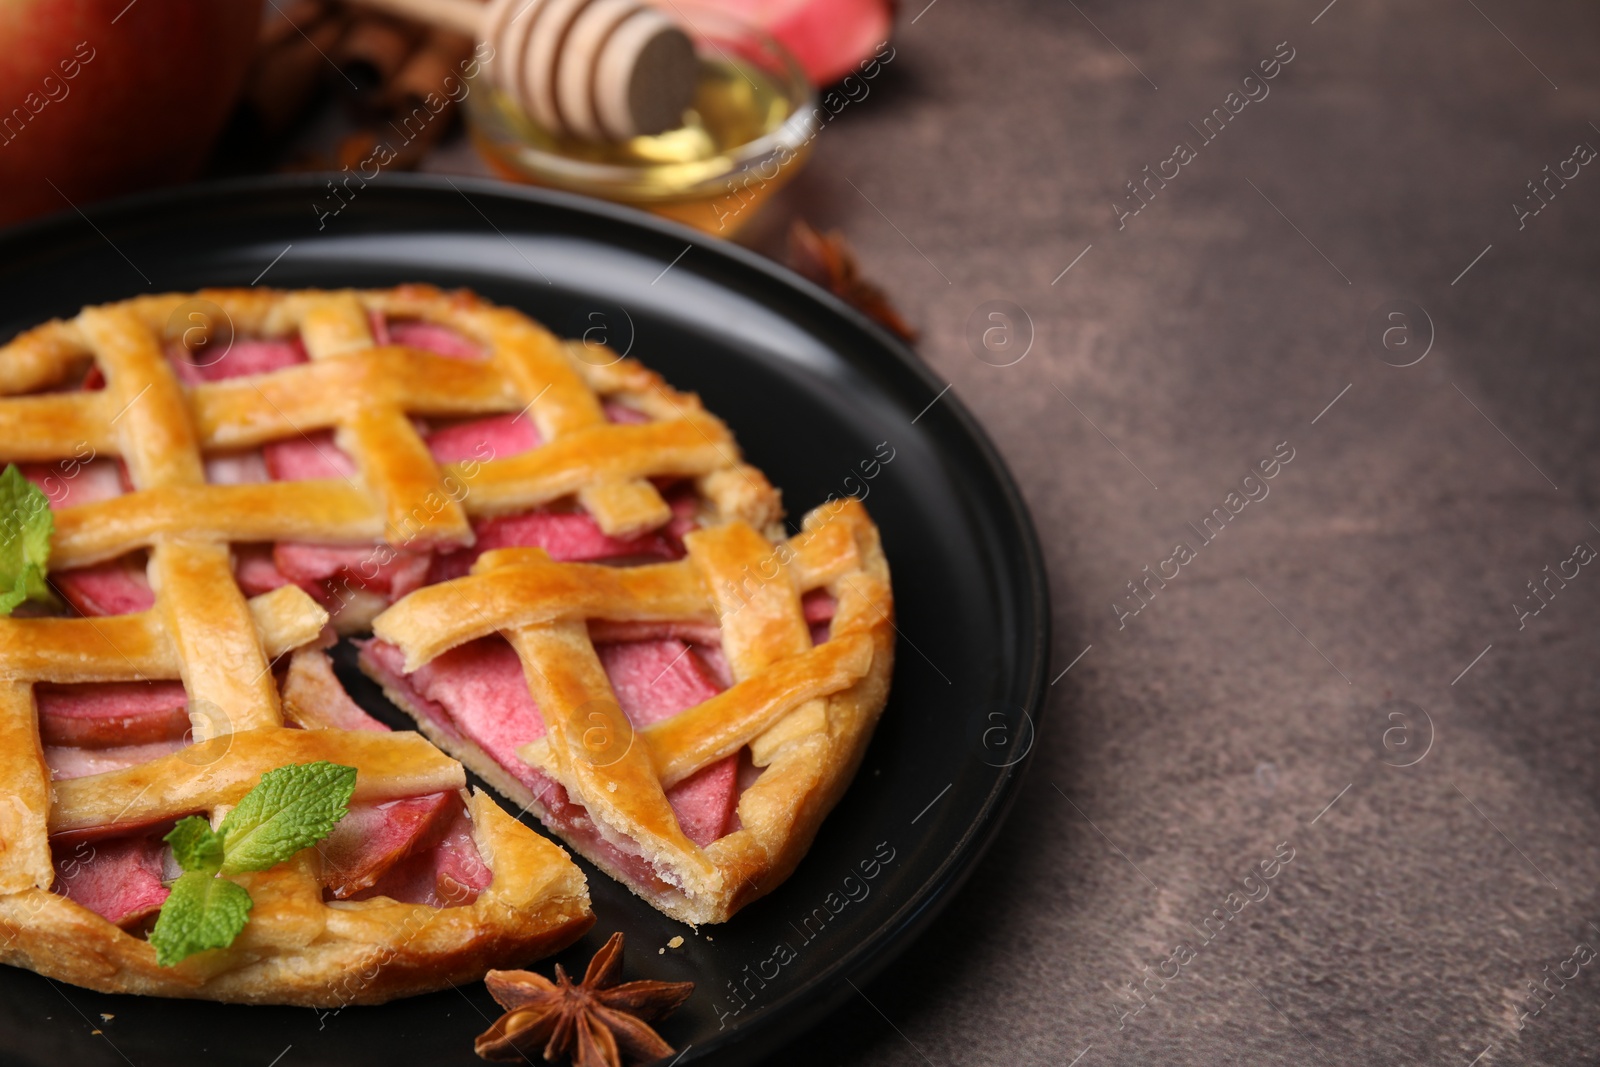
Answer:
[{"xmin": 0, "ymin": 176, "xmax": 1048, "ymax": 1067}]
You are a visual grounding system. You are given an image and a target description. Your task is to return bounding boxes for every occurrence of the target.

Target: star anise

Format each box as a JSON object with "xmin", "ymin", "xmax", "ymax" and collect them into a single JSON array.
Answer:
[
  {"xmin": 787, "ymin": 219, "xmax": 919, "ymax": 343},
  {"xmin": 475, "ymin": 933, "xmax": 694, "ymax": 1067}
]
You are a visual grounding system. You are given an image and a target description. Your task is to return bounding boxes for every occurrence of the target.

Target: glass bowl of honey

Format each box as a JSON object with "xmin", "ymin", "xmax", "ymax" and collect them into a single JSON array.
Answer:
[{"xmin": 465, "ymin": 4, "xmax": 817, "ymax": 236}]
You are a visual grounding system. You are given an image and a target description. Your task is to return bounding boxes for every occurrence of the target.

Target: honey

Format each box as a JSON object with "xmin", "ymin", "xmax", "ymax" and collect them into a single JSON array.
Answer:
[{"xmin": 467, "ymin": 51, "xmax": 815, "ymax": 235}]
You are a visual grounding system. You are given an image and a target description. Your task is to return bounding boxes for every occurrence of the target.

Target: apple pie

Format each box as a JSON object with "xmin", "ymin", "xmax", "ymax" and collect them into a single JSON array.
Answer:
[{"xmin": 0, "ymin": 283, "xmax": 893, "ymax": 1002}]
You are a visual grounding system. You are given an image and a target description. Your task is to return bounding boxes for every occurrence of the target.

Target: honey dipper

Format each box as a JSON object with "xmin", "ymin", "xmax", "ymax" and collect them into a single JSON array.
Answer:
[{"xmin": 348, "ymin": 0, "xmax": 699, "ymax": 140}]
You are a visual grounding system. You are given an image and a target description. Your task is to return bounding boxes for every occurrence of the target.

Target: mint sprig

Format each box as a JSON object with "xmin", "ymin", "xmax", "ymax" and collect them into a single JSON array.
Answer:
[
  {"xmin": 152, "ymin": 872, "xmax": 253, "ymax": 967},
  {"xmin": 0, "ymin": 463, "xmax": 55, "ymax": 616},
  {"xmin": 149, "ymin": 761, "xmax": 358, "ymax": 967},
  {"xmin": 165, "ymin": 816, "xmax": 225, "ymax": 875},
  {"xmin": 218, "ymin": 760, "xmax": 357, "ymax": 875}
]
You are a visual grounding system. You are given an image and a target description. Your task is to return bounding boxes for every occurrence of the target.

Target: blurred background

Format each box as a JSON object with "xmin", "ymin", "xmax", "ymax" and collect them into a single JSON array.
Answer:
[{"xmin": 0, "ymin": 0, "xmax": 907, "ymax": 331}]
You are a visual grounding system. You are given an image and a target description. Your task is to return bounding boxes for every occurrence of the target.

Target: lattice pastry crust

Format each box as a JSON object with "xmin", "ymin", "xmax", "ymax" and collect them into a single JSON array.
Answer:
[
  {"xmin": 368, "ymin": 497, "xmax": 894, "ymax": 925},
  {"xmin": 2, "ymin": 284, "xmax": 782, "ymax": 630},
  {"xmin": 0, "ymin": 286, "xmax": 813, "ymax": 1001}
]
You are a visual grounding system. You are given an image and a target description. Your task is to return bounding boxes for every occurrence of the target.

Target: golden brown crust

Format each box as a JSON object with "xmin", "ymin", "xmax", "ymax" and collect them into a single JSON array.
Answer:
[{"xmin": 371, "ymin": 497, "xmax": 894, "ymax": 925}]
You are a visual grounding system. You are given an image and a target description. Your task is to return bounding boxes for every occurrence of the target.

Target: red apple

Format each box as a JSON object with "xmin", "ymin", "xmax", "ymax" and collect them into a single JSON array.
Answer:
[
  {"xmin": 0, "ymin": 0, "xmax": 261, "ymax": 226},
  {"xmin": 693, "ymin": 0, "xmax": 894, "ymax": 87}
]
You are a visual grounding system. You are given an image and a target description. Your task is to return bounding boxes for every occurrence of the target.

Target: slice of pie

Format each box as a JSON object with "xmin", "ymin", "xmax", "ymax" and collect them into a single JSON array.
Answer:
[{"xmin": 362, "ymin": 496, "xmax": 894, "ymax": 925}]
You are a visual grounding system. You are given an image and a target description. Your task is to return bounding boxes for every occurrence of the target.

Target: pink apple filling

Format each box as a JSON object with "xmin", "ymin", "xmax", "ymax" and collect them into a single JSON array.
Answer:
[
  {"xmin": 46, "ymin": 789, "xmax": 491, "ymax": 926},
  {"xmin": 43, "ymin": 743, "xmax": 192, "ymax": 782},
  {"xmin": 347, "ymin": 795, "xmax": 493, "ymax": 907},
  {"xmin": 35, "ymin": 663, "xmax": 384, "ymax": 782},
  {"xmin": 598, "ymin": 640, "xmax": 738, "ymax": 848},
  {"xmin": 37, "ymin": 680, "xmax": 190, "ymax": 748},
  {"xmin": 319, "ymin": 792, "xmax": 451, "ymax": 892},
  {"xmin": 320, "ymin": 790, "xmax": 462, "ymax": 900},
  {"xmin": 51, "ymin": 833, "xmax": 170, "ymax": 930},
  {"xmin": 18, "ymin": 456, "xmax": 126, "ymax": 510},
  {"xmin": 33, "ymin": 670, "xmax": 486, "ymax": 908},
  {"xmin": 384, "ymin": 319, "xmax": 486, "ymax": 360},
  {"xmin": 166, "ymin": 337, "xmax": 309, "ymax": 385},
  {"xmin": 423, "ymin": 410, "xmax": 539, "ymax": 465},
  {"xmin": 50, "ymin": 555, "xmax": 155, "ymax": 617},
  {"xmin": 802, "ymin": 588, "xmax": 837, "ymax": 645},
  {"xmin": 358, "ymin": 629, "xmax": 741, "ymax": 899},
  {"xmin": 202, "ymin": 449, "xmax": 270, "ymax": 486},
  {"xmin": 18, "ymin": 461, "xmax": 148, "ymax": 615},
  {"xmin": 37, "ymin": 680, "xmax": 191, "ymax": 781}
]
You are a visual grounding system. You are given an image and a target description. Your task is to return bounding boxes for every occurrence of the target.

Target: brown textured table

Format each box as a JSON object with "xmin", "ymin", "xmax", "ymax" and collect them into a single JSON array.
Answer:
[
  {"xmin": 434, "ymin": 1, "xmax": 1600, "ymax": 1062},
  {"xmin": 662, "ymin": 2, "xmax": 1600, "ymax": 1067}
]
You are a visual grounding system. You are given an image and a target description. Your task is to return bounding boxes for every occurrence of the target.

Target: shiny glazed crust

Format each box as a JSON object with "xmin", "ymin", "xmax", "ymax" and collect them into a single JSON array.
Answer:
[
  {"xmin": 1, "ymin": 284, "xmax": 782, "ymax": 584},
  {"xmin": 0, "ymin": 287, "xmax": 618, "ymax": 1004},
  {"xmin": 369, "ymin": 497, "xmax": 895, "ymax": 925}
]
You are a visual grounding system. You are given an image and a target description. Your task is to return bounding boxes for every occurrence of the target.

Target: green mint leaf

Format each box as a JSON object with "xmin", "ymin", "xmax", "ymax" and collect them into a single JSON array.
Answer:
[
  {"xmin": 144, "ymin": 762, "xmax": 355, "ymax": 966},
  {"xmin": 148, "ymin": 870, "xmax": 253, "ymax": 968},
  {"xmin": 0, "ymin": 464, "xmax": 54, "ymax": 616},
  {"xmin": 21, "ymin": 564, "xmax": 49, "ymax": 602},
  {"xmin": 218, "ymin": 761, "xmax": 357, "ymax": 875},
  {"xmin": 165, "ymin": 816, "xmax": 225, "ymax": 875}
]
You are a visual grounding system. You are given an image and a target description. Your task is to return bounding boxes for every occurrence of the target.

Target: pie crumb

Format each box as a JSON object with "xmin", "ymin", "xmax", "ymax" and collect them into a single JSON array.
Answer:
[
  {"xmin": 667, "ymin": 936, "xmax": 684, "ymax": 949},
  {"xmin": 90, "ymin": 1030, "xmax": 101, "ymax": 1036},
  {"xmin": 99, "ymin": 1014, "xmax": 114, "ymax": 1022},
  {"xmin": 607, "ymin": 782, "xmax": 617, "ymax": 793},
  {"xmin": 657, "ymin": 948, "xmax": 664, "ymax": 954}
]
